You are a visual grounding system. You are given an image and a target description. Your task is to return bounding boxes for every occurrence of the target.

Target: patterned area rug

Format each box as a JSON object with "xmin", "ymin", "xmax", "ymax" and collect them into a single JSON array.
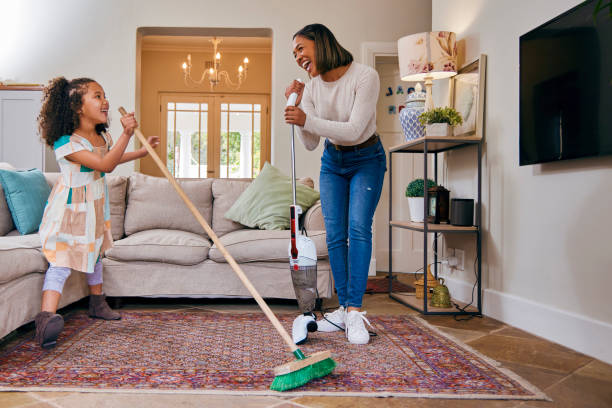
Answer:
[
  {"xmin": 365, "ymin": 276, "xmax": 415, "ymax": 294},
  {"xmin": 0, "ymin": 311, "xmax": 548, "ymax": 399}
]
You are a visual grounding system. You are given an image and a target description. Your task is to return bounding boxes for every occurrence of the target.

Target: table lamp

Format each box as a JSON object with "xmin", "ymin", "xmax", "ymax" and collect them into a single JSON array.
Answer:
[{"xmin": 397, "ymin": 31, "xmax": 458, "ymax": 111}]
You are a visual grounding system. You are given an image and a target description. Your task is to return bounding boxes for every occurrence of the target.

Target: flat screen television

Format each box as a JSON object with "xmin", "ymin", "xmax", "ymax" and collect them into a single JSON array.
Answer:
[{"xmin": 519, "ymin": 0, "xmax": 612, "ymax": 166}]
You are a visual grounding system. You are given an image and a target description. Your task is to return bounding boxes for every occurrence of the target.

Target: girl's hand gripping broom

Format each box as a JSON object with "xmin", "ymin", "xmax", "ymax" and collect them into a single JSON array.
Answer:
[{"xmin": 118, "ymin": 107, "xmax": 335, "ymax": 391}]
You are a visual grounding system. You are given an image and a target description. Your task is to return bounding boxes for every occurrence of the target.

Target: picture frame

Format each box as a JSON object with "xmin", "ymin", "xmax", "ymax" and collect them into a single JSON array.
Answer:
[{"xmin": 451, "ymin": 54, "xmax": 486, "ymax": 139}]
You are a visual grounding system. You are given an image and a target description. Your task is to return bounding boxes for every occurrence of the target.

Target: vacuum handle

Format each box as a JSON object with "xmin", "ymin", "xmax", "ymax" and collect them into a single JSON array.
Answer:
[
  {"xmin": 286, "ymin": 79, "xmax": 302, "ymax": 207},
  {"xmin": 118, "ymin": 107, "xmax": 298, "ymax": 353}
]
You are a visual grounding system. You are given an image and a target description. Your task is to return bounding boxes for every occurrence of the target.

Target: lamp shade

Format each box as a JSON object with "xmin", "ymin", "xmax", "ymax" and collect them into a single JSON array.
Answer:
[{"xmin": 398, "ymin": 31, "xmax": 457, "ymax": 81}]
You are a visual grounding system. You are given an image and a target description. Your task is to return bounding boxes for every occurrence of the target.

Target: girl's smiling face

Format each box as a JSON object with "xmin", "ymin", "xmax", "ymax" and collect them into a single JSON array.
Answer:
[
  {"xmin": 79, "ymin": 82, "xmax": 109, "ymax": 125},
  {"xmin": 293, "ymin": 35, "xmax": 318, "ymax": 77}
]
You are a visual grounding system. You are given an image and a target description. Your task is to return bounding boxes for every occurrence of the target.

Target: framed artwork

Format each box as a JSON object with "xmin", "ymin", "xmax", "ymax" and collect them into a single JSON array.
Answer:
[{"xmin": 451, "ymin": 54, "xmax": 486, "ymax": 139}]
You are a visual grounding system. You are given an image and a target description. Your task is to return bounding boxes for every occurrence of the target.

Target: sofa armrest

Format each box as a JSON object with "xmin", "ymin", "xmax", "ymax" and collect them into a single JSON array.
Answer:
[{"xmin": 303, "ymin": 200, "xmax": 324, "ymax": 232}]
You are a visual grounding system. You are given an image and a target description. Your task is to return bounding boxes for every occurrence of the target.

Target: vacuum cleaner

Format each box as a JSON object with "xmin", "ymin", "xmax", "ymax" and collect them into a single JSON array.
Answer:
[{"xmin": 286, "ymin": 84, "xmax": 319, "ymax": 345}]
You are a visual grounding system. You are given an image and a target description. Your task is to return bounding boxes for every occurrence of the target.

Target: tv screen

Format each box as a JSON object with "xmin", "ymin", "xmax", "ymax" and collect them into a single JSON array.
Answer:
[{"xmin": 520, "ymin": 0, "xmax": 612, "ymax": 166}]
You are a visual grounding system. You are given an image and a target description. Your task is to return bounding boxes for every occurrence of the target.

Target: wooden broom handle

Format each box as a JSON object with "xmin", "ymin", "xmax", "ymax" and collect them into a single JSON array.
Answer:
[{"xmin": 119, "ymin": 107, "xmax": 297, "ymax": 353}]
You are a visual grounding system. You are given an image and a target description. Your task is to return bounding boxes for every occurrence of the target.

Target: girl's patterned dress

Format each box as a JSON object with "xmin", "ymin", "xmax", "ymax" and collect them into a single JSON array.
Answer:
[{"xmin": 39, "ymin": 133, "xmax": 114, "ymax": 273}]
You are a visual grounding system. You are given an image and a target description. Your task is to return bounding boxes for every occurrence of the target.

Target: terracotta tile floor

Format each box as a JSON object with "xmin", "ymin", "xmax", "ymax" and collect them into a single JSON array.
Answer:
[{"xmin": 1, "ymin": 280, "xmax": 611, "ymax": 408}]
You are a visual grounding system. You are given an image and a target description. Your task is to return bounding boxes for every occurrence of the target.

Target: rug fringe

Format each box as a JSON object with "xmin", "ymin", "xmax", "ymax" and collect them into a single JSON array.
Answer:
[{"xmin": 0, "ymin": 386, "xmax": 551, "ymax": 399}]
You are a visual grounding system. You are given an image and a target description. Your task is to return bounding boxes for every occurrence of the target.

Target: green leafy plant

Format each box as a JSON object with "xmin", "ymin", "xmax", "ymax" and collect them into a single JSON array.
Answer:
[
  {"xmin": 418, "ymin": 107, "xmax": 463, "ymax": 126},
  {"xmin": 405, "ymin": 178, "xmax": 436, "ymax": 197}
]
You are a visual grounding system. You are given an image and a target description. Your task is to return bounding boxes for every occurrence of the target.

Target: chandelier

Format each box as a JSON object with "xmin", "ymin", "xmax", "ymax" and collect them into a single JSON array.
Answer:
[{"xmin": 181, "ymin": 37, "xmax": 249, "ymax": 90}]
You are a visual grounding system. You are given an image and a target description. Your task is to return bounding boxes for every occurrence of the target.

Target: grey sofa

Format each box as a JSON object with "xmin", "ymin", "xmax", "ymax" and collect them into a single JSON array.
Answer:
[{"xmin": 0, "ymin": 163, "xmax": 331, "ymax": 340}]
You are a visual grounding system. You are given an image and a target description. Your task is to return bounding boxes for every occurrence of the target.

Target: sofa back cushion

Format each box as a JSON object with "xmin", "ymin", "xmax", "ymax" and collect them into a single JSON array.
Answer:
[
  {"xmin": 0, "ymin": 164, "xmax": 17, "ymax": 235},
  {"xmin": 0, "ymin": 184, "xmax": 14, "ymax": 236},
  {"xmin": 124, "ymin": 173, "xmax": 214, "ymax": 237},
  {"xmin": 107, "ymin": 175, "xmax": 128, "ymax": 240},
  {"xmin": 211, "ymin": 179, "xmax": 251, "ymax": 237}
]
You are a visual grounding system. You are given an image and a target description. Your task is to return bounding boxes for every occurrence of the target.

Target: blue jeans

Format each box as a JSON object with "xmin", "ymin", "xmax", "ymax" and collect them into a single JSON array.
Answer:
[{"xmin": 320, "ymin": 139, "xmax": 387, "ymax": 308}]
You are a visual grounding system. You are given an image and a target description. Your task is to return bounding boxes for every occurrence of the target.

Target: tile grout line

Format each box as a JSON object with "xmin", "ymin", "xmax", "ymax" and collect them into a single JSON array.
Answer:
[
  {"xmin": 287, "ymin": 398, "xmax": 315, "ymax": 408},
  {"xmin": 24, "ymin": 392, "xmax": 65, "ymax": 408}
]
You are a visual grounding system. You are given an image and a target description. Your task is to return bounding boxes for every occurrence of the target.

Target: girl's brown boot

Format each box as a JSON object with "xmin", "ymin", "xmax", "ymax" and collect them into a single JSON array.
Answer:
[
  {"xmin": 88, "ymin": 294, "xmax": 121, "ymax": 320},
  {"xmin": 34, "ymin": 311, "xmax": 64, "ymax": 349}
]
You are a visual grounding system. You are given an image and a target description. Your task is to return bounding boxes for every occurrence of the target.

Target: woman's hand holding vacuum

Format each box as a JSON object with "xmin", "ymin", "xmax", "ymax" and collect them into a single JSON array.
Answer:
[{"xmin": 284, "ymin": 79, "xmax": 306, "ymax": 127}]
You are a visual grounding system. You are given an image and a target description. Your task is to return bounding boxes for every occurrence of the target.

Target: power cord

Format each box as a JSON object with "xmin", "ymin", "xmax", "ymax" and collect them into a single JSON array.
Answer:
[{"xmin": 423, "ymin": 233, "xmax": 481, "ymax": 320}]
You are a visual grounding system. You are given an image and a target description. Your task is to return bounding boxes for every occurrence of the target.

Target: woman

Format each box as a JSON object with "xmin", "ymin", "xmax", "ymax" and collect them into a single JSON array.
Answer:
[{"xmin": 284, "ymin": 23, "xmax": 386, "ymax": 344}]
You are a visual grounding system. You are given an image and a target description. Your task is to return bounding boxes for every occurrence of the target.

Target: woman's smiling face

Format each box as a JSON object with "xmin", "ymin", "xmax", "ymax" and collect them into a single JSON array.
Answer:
[{"xmin": 293, "ymin": 35, "xmax": 318, "ymax": 77}]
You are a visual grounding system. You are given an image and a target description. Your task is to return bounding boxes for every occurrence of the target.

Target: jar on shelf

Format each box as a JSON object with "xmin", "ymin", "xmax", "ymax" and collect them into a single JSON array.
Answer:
[{"xmin": 399, "ymin": 82, "xmax": 426, "ymax": 141}]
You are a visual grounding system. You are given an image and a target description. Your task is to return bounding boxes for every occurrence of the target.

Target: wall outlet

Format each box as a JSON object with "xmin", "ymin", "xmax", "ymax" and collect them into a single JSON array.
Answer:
[{"xmin": 455, "ymin": 249, "xmax": 465, "ymax": 271}]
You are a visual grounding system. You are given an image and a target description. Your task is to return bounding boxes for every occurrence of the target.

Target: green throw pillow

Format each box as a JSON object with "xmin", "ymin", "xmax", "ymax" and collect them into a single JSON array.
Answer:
[
  {"xmin": 0, "ymin": 169, "xmax": 51, "ymax": 235},
  {"xmin": 225, "ymin": 162, "xmax": 320, "ymax": 230}
]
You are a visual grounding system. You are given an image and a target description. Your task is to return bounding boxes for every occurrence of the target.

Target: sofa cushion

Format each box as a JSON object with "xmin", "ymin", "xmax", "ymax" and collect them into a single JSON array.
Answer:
[
  {"xmin": 0, "ymin": 234, "xmax": 48, "ymax": 284},
  {"xmin": 224, "ymin": 163, "xmax": 320, "ymax": 231},
  {"xmin": 107, "ymin": 176, "xmax": 127, "ymax": 240},
  {"xmin": 124, "ymin": 173, "xmax": 214, "ymax": 238},
  {"xmin": 211, "ymin": 179, "xmax": 251, "ymax": 237},
  {"xmin": 0, "ymin": 164, "xmax": 16, "ymax": 235},
  {"xmin": 208, "ymin": 229, "xmax": 327, "ymax": 263},
  {"xmin": 0, "ymin": 169, "xmax": 51, "ymax": 235},
  {"xmin": 104, "ymin": 229, "xmax": 211, "ymax": 265}
]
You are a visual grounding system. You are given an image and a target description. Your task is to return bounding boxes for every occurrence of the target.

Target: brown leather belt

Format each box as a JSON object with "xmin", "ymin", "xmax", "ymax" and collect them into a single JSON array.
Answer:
[{"xmin": 329, "ymin": 134, "xmax": 379, "ymax": 152}]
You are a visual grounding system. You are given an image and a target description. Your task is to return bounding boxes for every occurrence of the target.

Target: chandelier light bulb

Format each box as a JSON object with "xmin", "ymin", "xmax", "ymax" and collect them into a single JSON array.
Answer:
[
  {"xmin": 209, "ymin": 67, "xmax": 214, "ymax": 74},
  {"xmin": 238, "ymin": 65, "xmax": 243, "ymax": 73},
  {"xmin": 243, "ymin": 57, "xmax": 249, "ymax": 64},
  {"xmin": 182, "ymin": 62, "xmax": 187, "ymax": 71},
  {"xmin": 215, "ymin": 52, "xmax": 221, "ymax": 60}
]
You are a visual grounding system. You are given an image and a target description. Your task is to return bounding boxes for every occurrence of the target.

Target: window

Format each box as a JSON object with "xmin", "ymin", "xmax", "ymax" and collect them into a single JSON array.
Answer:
[{"xmin": 161, "ymin": 94, "xmax": 269, "ymax": 178}]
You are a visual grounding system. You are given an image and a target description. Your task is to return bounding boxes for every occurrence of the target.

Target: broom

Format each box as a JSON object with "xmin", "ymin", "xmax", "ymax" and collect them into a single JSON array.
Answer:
[{"xmin": 118, "ymin": 107, "xmax": 335, "ymax": 391}]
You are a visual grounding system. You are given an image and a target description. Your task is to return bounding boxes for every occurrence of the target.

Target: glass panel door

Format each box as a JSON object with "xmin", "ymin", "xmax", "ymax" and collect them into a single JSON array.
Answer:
[
  {"xmin": 159, "ymin": 93, "xmax": 268, "ymax": 179},
  {"xmin": 161, "ymin": 97, "xmax": 211, "ymax": 178},
  {"xmin": 219, "ymin": 98, "xmax": 266, "ymax": 178}
]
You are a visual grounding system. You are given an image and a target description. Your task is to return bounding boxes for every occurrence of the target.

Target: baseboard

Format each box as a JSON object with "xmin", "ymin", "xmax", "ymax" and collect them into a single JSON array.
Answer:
[{"xmin": 441, "ymin": 275, "xmax": 612, "ymax": 365}]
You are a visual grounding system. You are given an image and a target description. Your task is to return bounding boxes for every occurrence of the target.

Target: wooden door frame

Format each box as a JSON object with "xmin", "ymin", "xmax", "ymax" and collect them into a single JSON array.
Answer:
[{"xmin": 362, "ymin": 42, "xmax": 398, "ymax": 276}]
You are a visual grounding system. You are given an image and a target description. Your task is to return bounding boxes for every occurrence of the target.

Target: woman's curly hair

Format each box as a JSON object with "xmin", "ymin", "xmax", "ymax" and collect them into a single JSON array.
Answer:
[{"xmin": 38, "ymin": 77, "xmax": 108, "ymax": 147}]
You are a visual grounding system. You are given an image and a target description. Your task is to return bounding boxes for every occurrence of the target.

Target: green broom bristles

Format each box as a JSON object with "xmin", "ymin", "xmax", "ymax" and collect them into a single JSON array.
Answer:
[{"xmin": 270, "ymin": 353, "xmax": 337, "ymax": 391}]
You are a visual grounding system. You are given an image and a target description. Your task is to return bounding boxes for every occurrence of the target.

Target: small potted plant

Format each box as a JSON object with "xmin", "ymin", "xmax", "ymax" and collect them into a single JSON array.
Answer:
[
  {"xmin": 405, "ymin": 178, "xmax": 436, "ymax": 222},
  {"xmin": 418, "ymin": 107, "xmax": 463, "ymax": 137}
]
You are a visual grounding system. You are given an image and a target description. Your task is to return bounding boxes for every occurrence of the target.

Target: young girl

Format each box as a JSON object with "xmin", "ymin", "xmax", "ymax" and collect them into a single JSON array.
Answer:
[
  {"xmin": 35, "ymin": 77, "xmax": 159, "ymax": 349},
  {"xmin": 284, "ymin": 24, "xmax": 386, "ymax": 344}
]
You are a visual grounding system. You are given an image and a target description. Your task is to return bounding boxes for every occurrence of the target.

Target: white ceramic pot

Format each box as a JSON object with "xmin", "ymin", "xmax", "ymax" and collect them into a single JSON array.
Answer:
[
  {"xmin": 425, "ymin": 123, "xmax": 451, "ymax": 137},
  {"xmin": 407, "ymin": 197, "xmax": 425, "ymax": 222}
]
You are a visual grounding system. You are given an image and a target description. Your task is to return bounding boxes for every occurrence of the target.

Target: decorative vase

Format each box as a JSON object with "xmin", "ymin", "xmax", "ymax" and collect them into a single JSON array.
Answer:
[
  {"xmin": 425, "ymin": 123, "xmax": 452, "ymax": 137},
  {"xmin": 399, "ymin": 83, "xmax": 426, "ymax": 141},
  {"xmin": 407, "ymin": 197, "xmax": 425, "ymax": 222}
]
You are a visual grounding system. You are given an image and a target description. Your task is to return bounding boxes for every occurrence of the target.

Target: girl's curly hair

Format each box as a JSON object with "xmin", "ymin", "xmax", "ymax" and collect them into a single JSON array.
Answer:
[{"xmin": 38, "ymin": 77, "xmax": 108, "ymax": 147}]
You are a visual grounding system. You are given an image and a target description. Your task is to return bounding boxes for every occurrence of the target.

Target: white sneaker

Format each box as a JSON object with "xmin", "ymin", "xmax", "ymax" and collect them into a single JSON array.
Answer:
[
  {"xmin": 345, "ymin": 310, "xmax": 373, "ymax": 344},
  {"xmin": 316, "ymin": 306, "xmax": 346, "ymax": 332}
]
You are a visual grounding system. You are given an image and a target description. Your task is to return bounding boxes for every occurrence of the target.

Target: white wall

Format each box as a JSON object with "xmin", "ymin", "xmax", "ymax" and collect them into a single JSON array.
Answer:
[
  {"xmin": 0, "ymin": 0, "xmax": 431, "ymax": 179},
  {"xmin": 433, "ymin": 0, "xmax": 612, "ymax": 364}
]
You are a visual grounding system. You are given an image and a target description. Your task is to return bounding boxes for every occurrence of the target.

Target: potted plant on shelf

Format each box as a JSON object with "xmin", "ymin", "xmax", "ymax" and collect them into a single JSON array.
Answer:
[
  {"xmin": 418, "ymin": 107, "xmax": 463, "ymax": 137},
  {"xmin": 405, "ymin": 178, "xmax": 436, "ymax": 222}
]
